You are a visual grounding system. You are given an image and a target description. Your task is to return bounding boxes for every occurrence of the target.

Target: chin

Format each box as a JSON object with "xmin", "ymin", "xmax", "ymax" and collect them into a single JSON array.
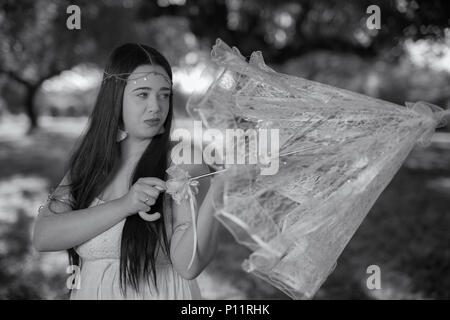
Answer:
[{"xmin": 145, "ymin": 129, "xmax": 160, "ymax": 138}]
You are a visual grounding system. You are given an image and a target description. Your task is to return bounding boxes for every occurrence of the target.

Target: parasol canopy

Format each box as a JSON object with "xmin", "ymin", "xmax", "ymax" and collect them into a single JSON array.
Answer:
[{"xmin": 181, "ymin": 38, "xmax": 449, "ymax": 299}]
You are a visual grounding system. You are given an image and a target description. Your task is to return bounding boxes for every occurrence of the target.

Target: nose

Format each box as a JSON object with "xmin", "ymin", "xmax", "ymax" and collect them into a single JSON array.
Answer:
[{"xmin": 146, "ymin": 93, "xmax": 161, "ymax": 114}]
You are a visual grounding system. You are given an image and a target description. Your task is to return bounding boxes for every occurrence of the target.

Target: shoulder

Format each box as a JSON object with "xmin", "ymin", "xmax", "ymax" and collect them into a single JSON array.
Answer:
[
  {"xmin": 52, "ymin": 170, "xmax": 73, "ymax": 197},
  {"xmin": 38, "ymin": 171, "xmax": 74, "ymax": 216},
  {"xmin": 59, "ymin": 170, "xmax": 72, "ymax": 186}
]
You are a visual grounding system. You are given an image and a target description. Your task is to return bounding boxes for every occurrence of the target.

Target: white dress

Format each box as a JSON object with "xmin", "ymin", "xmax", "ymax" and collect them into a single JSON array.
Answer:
[{"xmin": 69, "ymin": 195, "xmax": 202, "ymax": 300}]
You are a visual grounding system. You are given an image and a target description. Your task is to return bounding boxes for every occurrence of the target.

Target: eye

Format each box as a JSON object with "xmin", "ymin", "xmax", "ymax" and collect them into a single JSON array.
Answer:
[
  {"xmin": 137, "ymin": 92, "xmax": 148, "ymax": 98},
  {"xmin": 158, "ymin": 93, "xmax": 170, "ymax": 100}
]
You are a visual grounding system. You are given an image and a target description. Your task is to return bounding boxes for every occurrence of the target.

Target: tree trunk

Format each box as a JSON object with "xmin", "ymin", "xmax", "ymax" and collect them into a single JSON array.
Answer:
[
  {"xmin": 25, "ymin": 85, "xmax": 39, "ymax": 135},
  {"xmin": 0, "ymin": 68, "xmax": 61, "ymax": 135}
]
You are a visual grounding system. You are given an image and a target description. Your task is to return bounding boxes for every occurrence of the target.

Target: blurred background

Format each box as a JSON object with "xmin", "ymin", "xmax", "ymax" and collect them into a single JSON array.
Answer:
[{"xmin": 0, "ymin": 0, "xmax": 449, "ymax": 299}]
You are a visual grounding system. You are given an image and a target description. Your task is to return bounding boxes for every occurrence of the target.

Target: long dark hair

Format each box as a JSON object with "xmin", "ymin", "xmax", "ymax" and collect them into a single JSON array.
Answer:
[{"xmin": 62, "ymin": 43, "xmax": 173, "ymax": 296}]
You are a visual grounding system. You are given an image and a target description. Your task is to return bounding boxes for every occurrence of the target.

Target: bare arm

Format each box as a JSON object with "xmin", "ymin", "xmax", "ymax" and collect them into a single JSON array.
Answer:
[
  {"xmin": 169, "ymin": 160, "xmax": 224, "ymax": 280},
  {"xmin": 32, "ymin": 174, "xmax": 165, "ymax": 252},
  {"xmin": 33, "ymin": 196, "xmax": 129, "ymax": 252}
]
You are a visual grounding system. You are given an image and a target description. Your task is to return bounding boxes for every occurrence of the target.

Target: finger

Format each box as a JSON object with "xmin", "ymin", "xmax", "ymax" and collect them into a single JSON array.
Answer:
[
  {"xmin": 138, "ymin": 177, "xmax": 167, "ymax": 191},
  {"xmin": 138, "ymin": 186, "xmax": 160, "ymax": 199},
  {"xmin": 140, "ymin": 195, "xmax": 156, "ymax": 206},
  {"xmin": 140, "ymin": 204, "xmax": 151, "ymax": 212},
  {"xmin": 137, "ymin": 190, "xmax": 157, "ymax": 202}
]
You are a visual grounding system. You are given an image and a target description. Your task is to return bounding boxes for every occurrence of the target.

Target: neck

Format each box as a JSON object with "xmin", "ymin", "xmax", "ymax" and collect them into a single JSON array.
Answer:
[{"xmin": 120, "ymin": 136, "xmax": 152, "ymax": 167}]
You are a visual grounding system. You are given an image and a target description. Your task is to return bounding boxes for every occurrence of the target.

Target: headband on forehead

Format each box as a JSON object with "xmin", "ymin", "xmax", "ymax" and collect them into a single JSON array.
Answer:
[
  {"xmin": 102, "ymin": 43, "xmax": 173, "ymax": 85},
  {"xmin": 103, "ymin": 70, "xmax": 173, "ymax": 85}
]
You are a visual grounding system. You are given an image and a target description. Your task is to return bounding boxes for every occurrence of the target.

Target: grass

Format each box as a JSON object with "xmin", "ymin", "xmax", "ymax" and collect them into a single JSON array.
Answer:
[{"xmin": 0, "ymin": 115, "xmax": 448, "ymax": 299}]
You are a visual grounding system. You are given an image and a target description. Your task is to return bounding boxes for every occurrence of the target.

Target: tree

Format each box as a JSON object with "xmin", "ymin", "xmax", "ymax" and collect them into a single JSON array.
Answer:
[
  {"xmin": 135, "ymin": 0, "xmax": 450, "ymax": 63},
  {"xmin": 2, "ymin": 0, "xmax": 448, "ymax": 132},
  {"xmin": 0, "ymin": 0, "xmax": 140, "ymax": 133}
]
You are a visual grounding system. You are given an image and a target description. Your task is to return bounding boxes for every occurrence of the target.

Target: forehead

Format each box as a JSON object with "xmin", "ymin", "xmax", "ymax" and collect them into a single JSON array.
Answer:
[{"xmin": 125, "ymin": 64, "xmax": 171, "ymax": 91}]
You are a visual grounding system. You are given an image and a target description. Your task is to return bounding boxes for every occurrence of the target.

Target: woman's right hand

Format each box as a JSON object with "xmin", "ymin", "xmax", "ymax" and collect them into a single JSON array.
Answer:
[{"xmin": 118, "ymin": 177, "xmax": 167, "ymax": 219}]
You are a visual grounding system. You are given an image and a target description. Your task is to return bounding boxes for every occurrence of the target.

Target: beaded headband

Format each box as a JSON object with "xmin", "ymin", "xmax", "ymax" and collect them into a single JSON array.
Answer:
[
  {"xmin": 103, "ymin": 70, "xmax": 173, "ymax": 85},
  {"xmin": 102, "ymin": 44, "xmax": 173, "ymax": 86}
]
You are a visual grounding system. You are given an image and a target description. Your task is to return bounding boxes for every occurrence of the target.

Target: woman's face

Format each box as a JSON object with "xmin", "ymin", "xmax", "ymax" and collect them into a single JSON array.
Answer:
[{"xmin": 122, "ymin": 64, "xmax": 171, "ymax": 140}]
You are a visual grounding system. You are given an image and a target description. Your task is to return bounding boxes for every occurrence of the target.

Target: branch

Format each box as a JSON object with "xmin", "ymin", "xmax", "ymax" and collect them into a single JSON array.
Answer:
[
  {"xmin": 0, "ymin": 66, "xmax": 32, "ymax": 88},
  {"xmin": 0, "ymin": 63, "xmax": 62, "ymax": 89}
]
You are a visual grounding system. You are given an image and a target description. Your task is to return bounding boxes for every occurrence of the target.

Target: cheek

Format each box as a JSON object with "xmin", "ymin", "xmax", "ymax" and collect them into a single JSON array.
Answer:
[
  {"xmin": 161, "ymin": 102, "xmax": 171, "ymax": 121},
  {"xmin": 122, "ymin": 96, "xmax": 142, "ymax": 127}
]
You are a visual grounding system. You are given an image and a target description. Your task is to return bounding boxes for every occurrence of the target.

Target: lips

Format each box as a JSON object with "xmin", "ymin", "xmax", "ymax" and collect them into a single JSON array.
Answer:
[{"xmin": 144, "ymin": 118, "xmax": 160, "ymax": 126}]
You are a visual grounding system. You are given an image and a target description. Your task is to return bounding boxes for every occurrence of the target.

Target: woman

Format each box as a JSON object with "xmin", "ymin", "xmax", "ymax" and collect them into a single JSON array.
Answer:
[{"xmin": 32, "ymin": 43, "xmax": 222, "ymax": 299}]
